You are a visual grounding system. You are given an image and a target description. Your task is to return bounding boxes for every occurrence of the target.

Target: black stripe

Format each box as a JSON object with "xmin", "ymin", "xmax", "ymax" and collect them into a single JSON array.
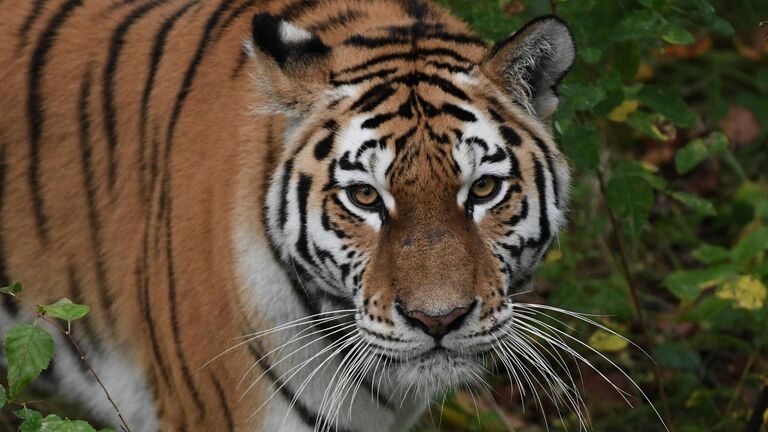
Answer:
[
  {"xmin": 138, "ymin": 0, "xmax": 199, "ymax": 203},
  {"xmin": 308, "ymin": 9, "xmax": 364, "ymax": 33},
  {"xmin": 440, "ymin": 103, "xmax": 476, "ymax": 122},
  {"xmin": 425, "ymin": 59, "xmax": 473, "ymax": 74},
  {"xmin": 211, "ymin": 374, "xmax": 235, "ymax": 432},
  {"xmin": 279, "ymin": 0, "xmax": 318, "ymax": 20},
  {"xmin": 500, "ymin": 125, "xmax": 521, "ymax": 147},
  {"xmin": 361, "ymin": 112, "xmax": 395, "ymax": 129},
  {"xmin": 135, "ymin": 261, "xmax": 173, "ymax": 387},
  {"xmin": 162, "ymin": 0, "xmax": 239, "ymax": 414},
  {"xmin": 526, "ymin": 158, "xmax": 551, "ymax": 251},
  {"xmin": 342, "ymin": 31, "xmax": 484, "ymax": 48},
  {"xmin": 162, "ymin": 177, "xmax": 205, "ymax": 414},
  {"xmin": 348, "ymin": 83, "xmax": 398, "ymax": 112},
  {"xmin": 0, "ymin": 142, "xmax": 16, "ymax": 316},
  {"xmin": 78, "ymin": 66, "xmax": 117, "ymax": 330},
  {"xmin": 17, "ymin": 0, "xmax": 48, "ymax": 50},
  {"xmin": 422, "ymin": 30, "xmax": 485, "ymax": 46},
  {"xmin": 278, "ymin": 160, "xmax": 293, "ymax": 230},
  {"xmin": 533, "ymin": 137, "xmax": 560, "ymax": 207},
  {"xmin": 27, "ymin": 0, "xmax": 83, "ymax": 243},
  {"xmin": 336, "ymin": 48, "xmax": 472, "ymax": 76},
  {"xmin": 295, "ymin": 174, "xmax": 319, "ymax": 268},
  {"xmin": 330, "ymin": 67, "xmax": 398, "ymax": 86},
  {"xmin": 230, "ymin": 48, "xmax": 248, "ymax": 79},
  {"xmin": 215, "ymin": 0, "xmax": 257, "ymax": 40},
  {"xmin": 480, "ymin": 147, "xmax": 506, "ymax": 164},
  {"xmin": 312, "ymin": 120, "xmax": 338, "ymax": 161},
  {"xmin": 103, "ymin": 0, "xmax": 169, "ymax": 193}
]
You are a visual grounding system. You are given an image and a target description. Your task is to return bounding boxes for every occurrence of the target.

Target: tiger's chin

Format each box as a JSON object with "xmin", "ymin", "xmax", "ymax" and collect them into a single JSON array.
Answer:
[{"xmin": 390, "ymin": 348, "xmax": 487, "ymax": 397}]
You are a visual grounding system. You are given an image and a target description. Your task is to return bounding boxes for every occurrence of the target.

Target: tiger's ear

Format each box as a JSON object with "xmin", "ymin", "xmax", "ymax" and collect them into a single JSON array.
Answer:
[
  {"xmin": 480, "ymin": 16, "xmax": 575, "ymax": 121},
  {"xmin": 248, "ymin": 13, "xmax": 331, "ymax": 116}
]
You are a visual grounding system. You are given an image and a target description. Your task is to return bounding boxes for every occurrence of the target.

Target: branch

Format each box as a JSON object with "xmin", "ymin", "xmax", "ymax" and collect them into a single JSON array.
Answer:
[{"xmin": 596, "ymin": 168, "xmax": 674, "ymax": 430}]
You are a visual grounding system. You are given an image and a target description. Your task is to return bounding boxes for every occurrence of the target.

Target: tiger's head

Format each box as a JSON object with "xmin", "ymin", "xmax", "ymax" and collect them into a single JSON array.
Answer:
[{"xmin": 251, "ymin": 9, "xmax": 575, "ymax": 395}]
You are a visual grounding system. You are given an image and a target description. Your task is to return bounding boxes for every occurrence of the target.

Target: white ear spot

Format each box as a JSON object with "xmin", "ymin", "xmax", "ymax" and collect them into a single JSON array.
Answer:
[{"xmin": 279, "ymin": 21, "xmax": 313, "ymax": 43}]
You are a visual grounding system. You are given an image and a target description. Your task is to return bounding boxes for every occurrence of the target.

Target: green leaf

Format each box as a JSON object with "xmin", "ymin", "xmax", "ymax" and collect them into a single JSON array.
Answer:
[
  {"xmin": 579, "ymin": 47, "xmax": 602, "ymax": 64},
  {"xmin": 38, "ymin": 414, "xmax": 101, "ymax": 432},
  {"xmin": 626, "ymin": 111, "xmax": 668, "ymax": 140},
  {"xmin": 731, "ymin": 228, "xmax": 768, "ymax": 265},
  {"xmin": 0, "ymin": 384, "xmax": 5, "ymax": 409},
  {"xmin": 675, "ymin": 133, "xmax": 729, "ymax": 175},
  {"xmin": 638, "ymin": 85, "xmax": 696, "ymax": 127},
  {"xmin": 615, "ymin": 10, "xmax": 665, "ymax": 40},
  {"xmin": 0, "ymin": 281, "xmax": 22, "ymax": 295},
  {"xmin": 605, "ymin": 175, "xmax": 654, "ymax": 237},
  {"xmin": 559, "ymin": 83, "xmax": 607, "ymax": 111},
  {"xmin": 662, "ymin": 26, "xmax": 695, "ymax": 45},
  {"xmin": 4, "ymin": 324, "xmax": 54, "ymax": 400},
  {"xmin": 709, "ymin": 16, "xmax": 734, "ymax": 36},
  {"xmin": 693, "ymin": 244, "xmax": 730, "ymax": 264},
  {"xmin": 653, "ymin": 342, "xmax": 701, "ymax": 370},
  {"xmin": 663, "ymin": 263, "xmax": 738, "ymax": 300},
  {"xmin": 41, "ymin": 298, "xmax": 90, "ymax": 323},
  {"xmin": 670, "ymin": 191, "xmax": 716, "ymax": 216},
  {"xmin": 16, "ymin": 412, "xmax": 108, "ymax": 432},
  {"xmin": 558, "ymin": 123, "xmax": 599, "ymax": 171},
  {"xmin": 613, "ymin": 160, "xmax": 668, "ymax": 191},
  {"xmin": 675, "ymin": 138, "xmax": 709, "ymax": 174},
  {"xmin": 16, "ymin": 408, "xmax": 43, "ymax": 432}
]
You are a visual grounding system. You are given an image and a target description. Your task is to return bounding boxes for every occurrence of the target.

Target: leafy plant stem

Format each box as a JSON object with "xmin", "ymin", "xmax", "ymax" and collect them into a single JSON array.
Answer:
[
  {"xmin": 725, "ymin": 347, "xmax": 759, "ymax": 418},
  {"xmin": 596, "ymin": 167, "xmax": 674, "ymax": 430},
  {"xmin": 3, "ymin": 292, "xmax": 132, "ymax": 432}
]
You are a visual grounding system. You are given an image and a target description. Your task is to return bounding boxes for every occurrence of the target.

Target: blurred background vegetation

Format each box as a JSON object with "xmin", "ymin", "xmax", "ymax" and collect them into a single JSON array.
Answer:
[{"xmin": 416, "ymin": 0, "xmax": 768, "ymax": 431}]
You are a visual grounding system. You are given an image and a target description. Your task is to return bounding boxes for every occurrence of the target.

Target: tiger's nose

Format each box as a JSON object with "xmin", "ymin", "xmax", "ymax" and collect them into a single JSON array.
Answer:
[{"xmin": 395, "ymin": 300, "xmax": 475, "ymax": 339}]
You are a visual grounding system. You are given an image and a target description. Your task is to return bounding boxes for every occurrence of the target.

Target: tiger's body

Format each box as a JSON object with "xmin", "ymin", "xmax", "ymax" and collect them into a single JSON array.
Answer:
[{"xmin": 0, "ymin": 0, "xmax": 575, "ymax": 430}]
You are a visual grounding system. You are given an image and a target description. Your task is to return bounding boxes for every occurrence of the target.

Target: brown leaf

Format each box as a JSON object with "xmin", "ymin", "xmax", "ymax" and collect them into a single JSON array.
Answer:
[
  {"xmin": 502, "ymin": 0, "xmax": 525, "ymax": 16},
  {"xmin": 663, "ymin": 35, "xmax": 712, "ymax": 60},
  {"xmin": 720, "ymin": 105, "xmax": 762, "ymax": 146}
]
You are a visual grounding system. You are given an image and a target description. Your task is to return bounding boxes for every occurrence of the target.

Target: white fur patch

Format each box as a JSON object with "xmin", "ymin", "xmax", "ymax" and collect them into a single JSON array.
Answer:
[{"xmin": 279, "ymin": 21, "xmax": 313, "ymax": 43}]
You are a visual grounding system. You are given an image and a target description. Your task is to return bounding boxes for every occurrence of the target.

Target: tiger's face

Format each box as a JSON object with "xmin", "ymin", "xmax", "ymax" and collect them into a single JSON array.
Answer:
[{"xmin": 255, "ymin": 13, "xmax": 574, "ymax": 394}]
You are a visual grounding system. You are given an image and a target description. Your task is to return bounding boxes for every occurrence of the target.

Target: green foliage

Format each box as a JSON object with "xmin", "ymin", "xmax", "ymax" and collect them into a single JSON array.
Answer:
[
  {"xmin": 40, "ymin": 299, "xmax": 90, "ymax": 326},
  {"xmin": 432, "ymin": 0, "xmax": 767, "ymax": 430},
  {"xmin": 4, "ymin": 324, "xmax": 54, "ymax": 400},
  {"xmin": 14, "ymin": 409, "xmax": 112, "ymax": 432},
  {"xmin": 0, "ymin": 286, "xmax": 109, "ymax": 431}
]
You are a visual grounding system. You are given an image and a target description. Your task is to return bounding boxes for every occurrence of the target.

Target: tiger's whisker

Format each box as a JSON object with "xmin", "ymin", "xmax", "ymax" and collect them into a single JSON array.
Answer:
[{"xmin": 237, "ymin": 320, "xmax": 357, "ymax": 388}]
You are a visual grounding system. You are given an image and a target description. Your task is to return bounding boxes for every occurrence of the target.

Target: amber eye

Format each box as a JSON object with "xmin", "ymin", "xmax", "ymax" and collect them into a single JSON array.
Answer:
[
  {"xmin": 348, "ymin": 184, "xmax": 381, "ymax": 209},
  {"xmin": 470, "ymin": 176, "xmax": 500, "ymax": 201}
]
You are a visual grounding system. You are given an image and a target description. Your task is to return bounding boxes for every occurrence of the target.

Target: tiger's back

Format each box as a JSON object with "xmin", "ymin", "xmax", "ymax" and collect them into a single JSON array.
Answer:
[{"xmin": 0, "ymin": 0, "xmax": 576, "ymax": 430}]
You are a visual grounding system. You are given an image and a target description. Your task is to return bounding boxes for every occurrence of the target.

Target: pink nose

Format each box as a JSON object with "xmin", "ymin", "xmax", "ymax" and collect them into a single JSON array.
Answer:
[{"xmin": 396, "ymin": 301, "xmax": 474, "ymax": 339}]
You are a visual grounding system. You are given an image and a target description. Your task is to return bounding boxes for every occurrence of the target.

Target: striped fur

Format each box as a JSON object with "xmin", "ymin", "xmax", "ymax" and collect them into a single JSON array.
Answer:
[{"xmin": 0, "ymin": 1, "xmax": 574, "ymax": 430}]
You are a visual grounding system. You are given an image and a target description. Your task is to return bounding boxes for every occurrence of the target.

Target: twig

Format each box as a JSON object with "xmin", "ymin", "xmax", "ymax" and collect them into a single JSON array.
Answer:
[
  {"xmin": 3, "ymin": 292, "xmax": 133, "ymax": 432},
  {"xmin": 596, "ymin": 168, "xmax": 674, "ymax": 430},
  {"xmin": 743, "ymin": 386, "xmax": 768, "ymax": 432},
  {"xmin": 725, "ymin": 349, "xmax": 760, "ymax": 417}
]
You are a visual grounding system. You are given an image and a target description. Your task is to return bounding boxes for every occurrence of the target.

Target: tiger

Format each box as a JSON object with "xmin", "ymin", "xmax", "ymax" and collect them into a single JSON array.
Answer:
[{"xmin": 0, "ymin": 0, "xmax": 576, "ymax": 430}]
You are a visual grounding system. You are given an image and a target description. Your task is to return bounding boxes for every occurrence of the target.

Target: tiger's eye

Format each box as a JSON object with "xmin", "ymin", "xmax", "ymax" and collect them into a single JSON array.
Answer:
[
  {"xmin": 470, "ymin": 176, "xmax": 498, "ymax": 200},
  {"xmin": 349, "ymin": 184, "xmax": 381, "ymax": 208}
]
